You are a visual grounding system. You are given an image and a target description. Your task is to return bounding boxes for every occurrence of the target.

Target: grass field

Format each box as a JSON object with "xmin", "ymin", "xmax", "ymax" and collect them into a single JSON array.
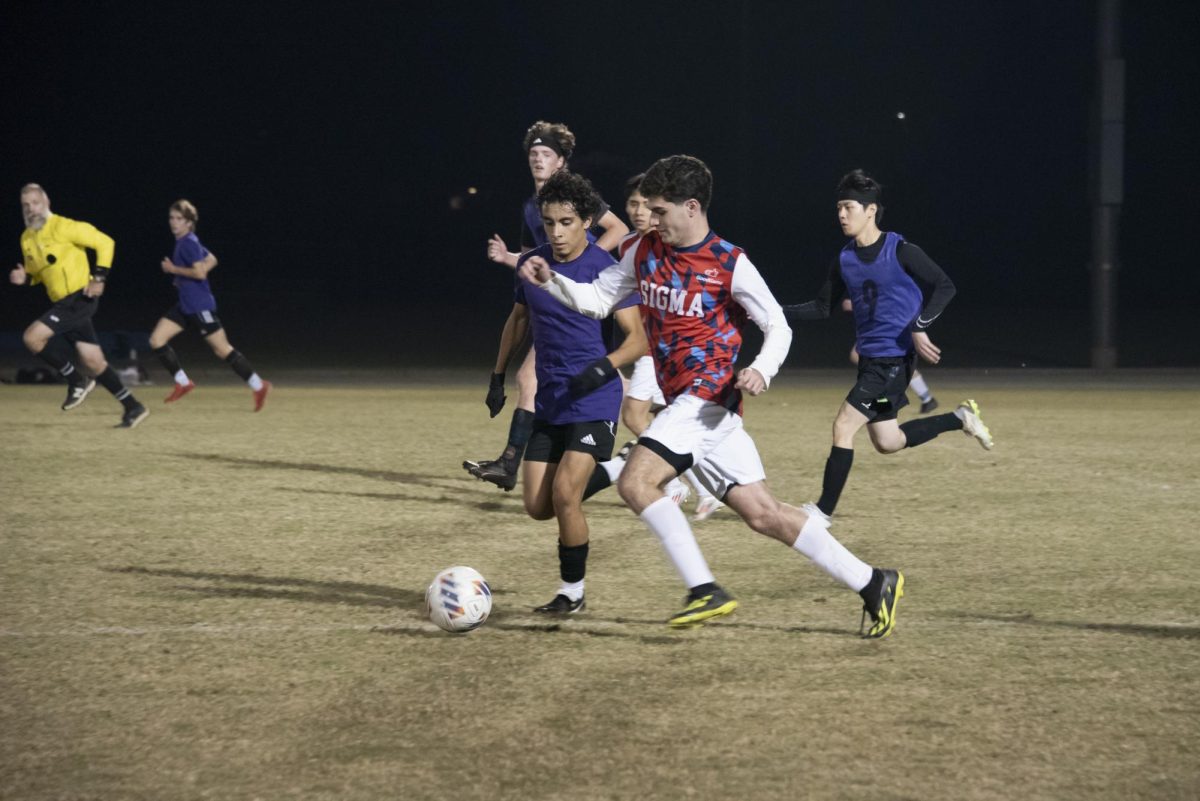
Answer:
[{"xmin": 2, "ymin": 369, "xmax": 1198, "ymax": 801}]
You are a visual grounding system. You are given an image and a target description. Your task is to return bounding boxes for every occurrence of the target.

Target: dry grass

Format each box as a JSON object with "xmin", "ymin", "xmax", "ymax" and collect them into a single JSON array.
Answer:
[{"xmin": 2, "ymin": 370, "xmax": 1198, "ymax": 801}]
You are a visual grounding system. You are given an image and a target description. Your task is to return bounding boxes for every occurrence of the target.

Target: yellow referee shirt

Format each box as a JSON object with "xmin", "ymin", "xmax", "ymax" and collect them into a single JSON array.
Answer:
[{"xmin": 19, "ymin": 213, "xmax": 115, "ymax": 302}]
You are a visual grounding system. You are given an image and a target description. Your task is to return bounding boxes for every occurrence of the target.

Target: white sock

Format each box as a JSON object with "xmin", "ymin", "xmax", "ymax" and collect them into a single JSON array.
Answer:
[
  {"xmin": 910, "ymin": 372, "xmax": 932, "ymax": 402},
  {"xmin": 792, "ymin": 515, "xmax": 873, "ymax": 591},
  {"xmin": 559, "ymin": 580, "xmax": 585, "ymax": 602},
  {"xmin": 174, "ymin": 369, "xmax": 190, "ymax": 385},
  {"xmin": 639, "ymin": 496, "xmax": 714, "ymax": 588},
  {"xmin": 683, "ymin": 468, "xmax": 716, "ymax": 501},
  {"xmin": 601, "ymin": 458, "xmax": 625, "ymax": 483},
  {"xmin": 247, "ymin": 373, "xmax": 264, "ymax": 391}
]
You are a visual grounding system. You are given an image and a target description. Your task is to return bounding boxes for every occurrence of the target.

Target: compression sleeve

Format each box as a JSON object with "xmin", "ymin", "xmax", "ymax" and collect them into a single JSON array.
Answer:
[
  {"xmin": 730, "ymin": 253, "xmax": 792, "ymax": 387},
  {"xmin": 782, "ymin": 259, "xmax": 844, "ymax": 320},
  {"xmin": 899, "ymin": 242, "xmax": 956, "ymax": 330}
]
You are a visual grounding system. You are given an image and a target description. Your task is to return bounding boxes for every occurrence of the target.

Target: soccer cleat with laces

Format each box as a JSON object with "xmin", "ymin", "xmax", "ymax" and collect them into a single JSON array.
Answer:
[
  {"xmin": 860, "ymin": 568, "xmax": 905, "ymax": 639},
  {"xmin": 464, "ymin": 457, "xmax": 518, "ymax": 491},
  {"xmin": 116, "ymin": 403, "xmax": 149, "ymax": 429},
  {"xmin": 62, "ymin": 378, "xmax": 96, "ymax": 411},
  {"xmin": 252, "ymin": 380, "xmax": 272, "ymax": 412},
  {"xmin": 954, "ymin": 398, "xmax": 993, "ymax": 450},
  {"xmin": 164, "ymin": 381, "xmax": 196, "ymax": 403},
  {"xmin": 693, "ymin": 496, "xmax": 724, "ymax": 522},
  {"xmin": 919, "ymin": 397, "xmax": 939, "ymax": 414},
  {"xmin": 668, "ymin": 586, "xmax": 738, "ymax": 627},
  {"xmin": 533, "ymin": 594, "xmax": 586, "ymax": 615}
]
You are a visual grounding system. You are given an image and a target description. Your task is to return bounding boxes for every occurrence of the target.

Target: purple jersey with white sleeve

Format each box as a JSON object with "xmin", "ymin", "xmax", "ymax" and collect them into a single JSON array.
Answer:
[
  {"xmin": 515, "ymin": 243, "xmax": 622, "ymax": 425},
  {"xmin": 172, "ymin": 232, "xmax": 216, "ymax": 314}
]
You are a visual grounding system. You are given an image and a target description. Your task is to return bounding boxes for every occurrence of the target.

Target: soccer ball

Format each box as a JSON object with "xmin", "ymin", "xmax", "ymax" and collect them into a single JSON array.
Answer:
[{"xmin": 426, "ymin": 566, "xmax": 492, "ymax": 633}]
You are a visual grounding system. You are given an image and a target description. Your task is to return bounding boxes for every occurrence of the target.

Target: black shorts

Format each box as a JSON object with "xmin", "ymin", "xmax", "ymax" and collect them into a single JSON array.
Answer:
[
  {"xmin": 845, "ymin": 353, "xmax": 915, "ymax": 422},
  {"xmin": 164, "ymin": 303, "xmax": 223, "ymax": 337},
  {"xmin": 525, "ymin": 419, "xmax": 617, "ymax": 464},
  {"xmin": 39, "ymin": 291, "xmax": 99, "ymax": 344}
]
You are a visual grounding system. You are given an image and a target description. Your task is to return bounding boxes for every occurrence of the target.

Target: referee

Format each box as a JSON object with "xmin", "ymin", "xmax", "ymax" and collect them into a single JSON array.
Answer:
[{"xmin": 10, "ymin": 184, "xmax": 148, "ymax": 428}]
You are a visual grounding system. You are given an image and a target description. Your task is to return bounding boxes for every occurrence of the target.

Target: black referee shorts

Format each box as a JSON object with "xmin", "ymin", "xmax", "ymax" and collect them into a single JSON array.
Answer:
[{"xmin": 38, "ymin": 291, "xmax": 100, "ymax": 345}]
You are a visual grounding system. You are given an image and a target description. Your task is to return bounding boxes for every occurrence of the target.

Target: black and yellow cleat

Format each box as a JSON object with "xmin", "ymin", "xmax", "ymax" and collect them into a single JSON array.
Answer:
[
  {"xmin": 860, "ymin": 568, "xmax": 905, "ymax": 639},
  {"xmin": 668, "ymin": 586, "xmax": 738, "ymax": 628}
]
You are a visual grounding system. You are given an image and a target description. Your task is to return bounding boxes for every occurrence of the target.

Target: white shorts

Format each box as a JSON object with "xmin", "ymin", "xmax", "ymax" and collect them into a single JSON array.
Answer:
[
  {"xmin": 625, "ymin": 355, "xmax": 664, "ymax": 405},
  {"xmin": 642, "ymin": 394, "xmax": 766, "ymax": 498}
]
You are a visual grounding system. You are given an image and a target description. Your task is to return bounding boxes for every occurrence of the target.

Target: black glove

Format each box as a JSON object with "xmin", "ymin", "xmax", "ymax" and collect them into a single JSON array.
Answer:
[
  {"xmin": 569, "ymin": 357, "xmax": 617, "ymax": 398},
  {"xmin": 485, "ymin": 372, "xmax": 506, "ymax": 417}
]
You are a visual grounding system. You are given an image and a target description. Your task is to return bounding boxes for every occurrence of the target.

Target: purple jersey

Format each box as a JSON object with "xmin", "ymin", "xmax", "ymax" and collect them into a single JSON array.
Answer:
[
  {"xmin": 839, "ymin": 232, "xmax": 923, "ymax": 358},
  {"xmin": 172, "ymin": 233, "xmax": 216, "ymax": 314},
  {"xmin": 516, "ymin": 243, "xmax": 621, "ymax": 425}
]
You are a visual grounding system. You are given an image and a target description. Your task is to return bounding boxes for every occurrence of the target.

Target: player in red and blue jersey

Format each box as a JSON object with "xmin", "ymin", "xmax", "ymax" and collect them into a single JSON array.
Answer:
[
  {"xmin": 483, "ymin": 170, "xmax": 646, "ymax": 614},
  {"xmin": 522, "ymin": 155, "xmax": 905, "ymax": 638},
  {"xmin": 148, "ymin": 200, "xmax": 271, "ymax": 411},
  {"xmin": 464, "ymin": 121, "xmax": 628, "ymax": 491},
  {"xmin": 783, "ymin": 170, "xmax": 992, "ymax": 520}
]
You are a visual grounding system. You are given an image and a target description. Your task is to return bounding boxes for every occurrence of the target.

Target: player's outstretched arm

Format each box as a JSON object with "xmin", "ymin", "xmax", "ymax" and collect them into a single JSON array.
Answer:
[
  {"xmin": 731, "ymin": 255, "xmax": 792, "ymax": 389},
  {"xmin": 523, "ymin": 253, "xmax": 638, "ymax": 320}
]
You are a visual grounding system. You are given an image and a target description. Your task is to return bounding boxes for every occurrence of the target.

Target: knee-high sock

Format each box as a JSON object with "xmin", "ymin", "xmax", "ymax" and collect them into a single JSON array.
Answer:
[
  {"xmin": 582, "ymin": 458, "xmax": 625, "ymax": 501},
  {"xmin": 899, "ymin": 413, "xmax": 963, "ymax": 448},
  {"xmin": 502, "ymin": 408, "xmax": 536, "ymax": 463},
  {"xmin": 909, "ymin": 372, "xmax": 932, "ymax": 402},
  {"xmin": 817, "ymin": 446, "xmax": 854, "ymax": 516},
  {"xmin": 639, "ymin": 496, "xmax": 714, "ymax": 589},
  {"xmin": 792, "ymin": 514, "xmax": 873, "ymax": 592},
  {"xmin": 95, "ymin": 367, "xmax": 138, "ymax": 409},
  {"xmin": 38, "ymin": 337, "xmax": 82, "ymax": 385},
  {"xmin": 154, "ymin": 345, "xmax": 187, "ymax": 383}
]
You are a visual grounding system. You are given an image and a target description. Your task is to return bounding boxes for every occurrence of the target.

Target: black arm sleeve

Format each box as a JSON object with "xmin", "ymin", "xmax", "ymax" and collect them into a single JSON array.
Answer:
[
  {"xmin": 783, "ymin": 258, "xmax": 845, "ymax": 321},
  {"xmin": 899, "ymin": 242, "xmax": 956, "ymax": 330}
]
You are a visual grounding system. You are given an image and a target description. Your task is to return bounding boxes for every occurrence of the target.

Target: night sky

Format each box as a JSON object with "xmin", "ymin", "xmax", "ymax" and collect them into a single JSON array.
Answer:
[{"xmin": 2, "ymin": 2, "xmax": 1197, "ymax": 367}]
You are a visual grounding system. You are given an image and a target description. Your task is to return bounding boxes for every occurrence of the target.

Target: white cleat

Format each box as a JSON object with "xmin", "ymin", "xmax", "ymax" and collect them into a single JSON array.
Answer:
[
  {"xmin": 954, "ymin": 399, "xmax": 993, "ymax": 450},
  {"xmin": 693, "ymin": 496, "xmax": 725, "ymax": 522},
  {"xmin": 666, "ymin": 478, "xmax": 691, "ymax": 506},
  {"xmin": 801, "ymin": 503, "xmax": 832, "ymax": 525}
]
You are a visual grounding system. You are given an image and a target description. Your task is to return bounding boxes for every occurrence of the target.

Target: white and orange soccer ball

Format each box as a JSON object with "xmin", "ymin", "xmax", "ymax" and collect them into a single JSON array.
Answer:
[{"xmin": 425, "ymin": 566, "xmax": 492, "ymax": 633}]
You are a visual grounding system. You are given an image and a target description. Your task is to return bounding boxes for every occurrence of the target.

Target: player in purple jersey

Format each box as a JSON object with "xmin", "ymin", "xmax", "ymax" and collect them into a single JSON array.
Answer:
[
  {"xmin": 845, "ymin": 299, "xmax": 939, "ymax": 413},
  {"xmin": 523, "ymin": 156, "xmax": 905, "ymax": 638},
  {"xmin": 783, "ymin": 170, "xmax": 993, "ymax": 519},
  {"xmin": 479, "ymin": 171, "xmax": 646, "ymax": 614},
  {"xmin": 465, "ymin": 121, "xmax": 628, "ymax": 491},
  {"xmin": 148, "ymin": 200, "xmax": 271, "ymax": 411}
]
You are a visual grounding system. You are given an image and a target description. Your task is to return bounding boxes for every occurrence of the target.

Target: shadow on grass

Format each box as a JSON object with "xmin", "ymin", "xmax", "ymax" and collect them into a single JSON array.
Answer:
[
  {"xmin": 110, "ymin": 566, "xmax": 504, "ymax": 610},
  {"xmin": 951, "ymin": 612, "xmax": 1200, "ymax": 640},
  {"xmin": 172, "ymin": 453, "xmax": 465, "ymax": 489},
  {"xmin": 273, "ymin": 486, "xmax": 525, "ymax": 513}
]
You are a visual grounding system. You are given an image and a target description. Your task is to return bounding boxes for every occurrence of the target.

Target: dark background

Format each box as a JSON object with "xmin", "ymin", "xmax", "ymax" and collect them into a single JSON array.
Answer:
[{"xmin": 2, "ymin": 1, "xmax": 1197, "ymax": 370}]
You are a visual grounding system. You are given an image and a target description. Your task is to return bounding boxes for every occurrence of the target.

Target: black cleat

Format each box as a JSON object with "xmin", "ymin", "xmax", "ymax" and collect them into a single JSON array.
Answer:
[
  {"xmin": 860, "ymin": 568, "xmax": 905, "ymax": 639},
  {"xmin": 919, "ymin": 397, "xmax": 939, "ymax": 414},
  {"xmin": 668, "ymin": 585, "xmax": 738, "ymax": 627},
  {"xmin": 62, "ymin": 378, "xmax": 97, "ymax": 411},
  {"xmin": 534, "ymin": 594, "xmax": 585, "ymax": 614},
  {"xmin": 464, "ymin": 457, "xmax": 518, "ymax": 491},
  {"xmin": 116, "ymin": 403, "xmax": 149, "ymax": 429}
]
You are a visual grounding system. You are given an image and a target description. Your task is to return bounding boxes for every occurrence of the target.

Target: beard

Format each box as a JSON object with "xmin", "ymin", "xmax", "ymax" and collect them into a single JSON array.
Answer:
[{"xmin": 24, "ymin": 213, "xmax": 47, "ymax": 230}]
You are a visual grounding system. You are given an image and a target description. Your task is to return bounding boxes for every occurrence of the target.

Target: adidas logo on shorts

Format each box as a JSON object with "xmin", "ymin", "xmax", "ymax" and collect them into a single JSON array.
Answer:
[{"xmin": 580, "ymin": 434, "xmax": 597, "ymax": 446}]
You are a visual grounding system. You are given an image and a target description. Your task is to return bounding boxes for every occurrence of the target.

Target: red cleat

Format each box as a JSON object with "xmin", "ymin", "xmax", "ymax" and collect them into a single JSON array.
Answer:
[
  {"xmin": 164, "ymin": 381, "xmax": 196, "ymax": 404},
  {"xmin": 253, "ymin": 380, "xmax": 272, "ymax": 412}
]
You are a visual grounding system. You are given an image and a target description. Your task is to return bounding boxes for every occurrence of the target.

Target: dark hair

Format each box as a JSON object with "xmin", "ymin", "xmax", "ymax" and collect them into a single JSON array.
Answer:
[
  {"xmin": 623, "ymin": 173, "xmax": 645, "ymax": 202},
  {"xmin": 537, "ymin": 170, "xmax": 602, "ymax": 224},
  {"xmin": 836, "ymin": 169, "xmax": 885, "ymax": 224},
  {"xmin": 638, "ymin": 155, "xmax": 713, "ymax": 212},
  {"xmin": 522, "ymin": 120, "xmax": 576, "ymax": 160}
]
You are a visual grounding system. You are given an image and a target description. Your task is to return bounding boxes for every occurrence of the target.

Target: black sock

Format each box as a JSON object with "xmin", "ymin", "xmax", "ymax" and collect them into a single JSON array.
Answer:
[
  {"xmin": 581, "ymin": 463, "xmax": 613, "ymax": 501},
  {"xmin": 503, "ymin": 408, "xmax": 536, "ymax": 465},
  {"xmin": 154, "ymin": 344, "xmax": 183, "ymax": 377},
  {"xmin": 899, "ymin": 412, "xmax": 963, "ymax": 448},
  {"xmin": 38, "ymin": 338, "xmax": 82, "ymax": 385},
  {"xmin": 558, "ymin": 541, "xmax": 589, "ymax": 583},
  {"xmin": 817, "ymin": 446, "xmax": 854, "ymax": 517},
  {"xmin": 96, "ymin": 367, "xmax": 139, "ymax": 409},
  {"xmin": 224, "ymin": 349, "xmax": 256, "ymax": 382}
]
